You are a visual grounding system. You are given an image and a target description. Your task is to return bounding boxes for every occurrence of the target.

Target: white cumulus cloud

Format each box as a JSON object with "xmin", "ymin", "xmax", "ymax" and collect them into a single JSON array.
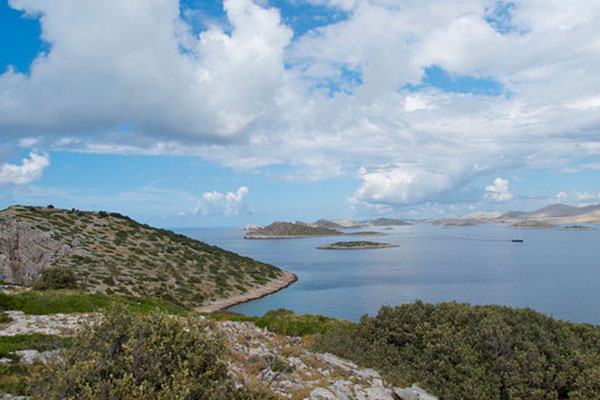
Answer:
[
  {"xmin": 0, "ymin": 153, "xmax": 50, "ymax": 185},
  {"xmin": 196, "ymin": 186, "xmax": 249, "ymax": 216},
  {"xmin": 484, "ymin": 177, "xmax": 513, "ymax": 202}
]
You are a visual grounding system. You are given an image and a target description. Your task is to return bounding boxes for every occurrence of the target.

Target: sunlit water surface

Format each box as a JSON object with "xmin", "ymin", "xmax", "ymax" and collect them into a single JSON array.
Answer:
[{"xmin": 177, "ymin": 224, "xmax": 600, "ymax": 325}]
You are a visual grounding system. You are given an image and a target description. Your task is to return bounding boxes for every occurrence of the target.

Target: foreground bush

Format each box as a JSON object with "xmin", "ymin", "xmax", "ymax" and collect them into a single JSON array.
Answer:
[
  {"xmin": 32, "ymin": 266, "xmax": 78, "ymax": 290},
  {"xmin": 314, "ymin": 301, "xmax": 600, "ymax": 400},
  {"xmin": 33, "ymin": 309, "xmax": 267, "ymax": 400}
]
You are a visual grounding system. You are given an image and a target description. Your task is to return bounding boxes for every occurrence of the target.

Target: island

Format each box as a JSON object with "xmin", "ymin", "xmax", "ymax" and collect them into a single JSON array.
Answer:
[
  {"xmin": 318, "ymin": 241, "xmax": 399, "ymax": 250},
  {"xmin": 510, "ymin": 220, "xmax": 559, "ymax": 229},
  {"xmin": 245, "ymin": 221, "xmax": 384, "ymax": 239},
  {"xmin": 561, "ymin": 225, "xmax": 595, "ymax": 231}
]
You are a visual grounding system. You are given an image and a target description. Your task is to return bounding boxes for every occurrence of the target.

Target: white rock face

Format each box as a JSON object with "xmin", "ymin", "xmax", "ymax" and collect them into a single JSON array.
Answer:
[
  {"xmin": 0, "ymin": 216, "xmax": 70, "ymax": 285},
  {"xmin": 394, "ymin": 384, "xmax": 439, "ymax": 400}
]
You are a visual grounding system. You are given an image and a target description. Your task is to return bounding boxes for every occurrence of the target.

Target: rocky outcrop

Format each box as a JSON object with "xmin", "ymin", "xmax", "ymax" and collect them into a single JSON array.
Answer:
[
  {"xmin": 394, "ymin": 384, "xmax": 438, "ymax": 400},
  {"xmin": 0, "ymin": 216, "xmax": 70, "ymax": 285},
  {"xmin": 215, "ymin": 319, "xmax": 438, "ymax": 400}
]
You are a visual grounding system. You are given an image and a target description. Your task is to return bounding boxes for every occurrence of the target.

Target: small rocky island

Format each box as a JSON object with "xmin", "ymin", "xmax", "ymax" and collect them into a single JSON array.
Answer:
[
  {"xmin": 561, "ymin": 225, "xmax": 595, "ymax": 230},
  {"xmin": 318, "ymin": 241, "xmax": 398, "ymax": 250}
]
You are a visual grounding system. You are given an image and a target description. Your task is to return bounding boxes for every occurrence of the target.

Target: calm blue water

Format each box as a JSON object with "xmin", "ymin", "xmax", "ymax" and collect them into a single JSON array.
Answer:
[{"xmin": 177, "ymin": 225, "xmax": 600, "ymax": 325}]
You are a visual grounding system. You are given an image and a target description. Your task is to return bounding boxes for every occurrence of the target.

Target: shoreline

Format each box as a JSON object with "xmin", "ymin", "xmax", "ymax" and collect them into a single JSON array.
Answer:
[{"xmin": 194, "ymin": 271, "xmax": 298, "ymax": 313}]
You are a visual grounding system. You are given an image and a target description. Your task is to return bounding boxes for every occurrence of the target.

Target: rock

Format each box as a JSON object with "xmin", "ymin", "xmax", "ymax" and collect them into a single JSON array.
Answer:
[
  {"xmin": 328, "ymin": 380, "xmax": 353, "ymax": 400},
  {"xmin": 394, "ymin": 384, "xmax": 438, "ymax": 400},
  {"xmin": 1, "ymin": 394, "xmax": 30, "ymax": 400},
  {"xmin": 0, "ymin": 311, "xmax": 97, "ymax": 336},
  {"xmin": 362, "ymin": 387, "xmax": 395, "ymax": 399},
  {"xmin": 15, "ymin": 349, "xmax": 61, "ymax": 365},
  {"xmin": 240, "ymin": 224, "xmax": 262, "ymax": 231},
  {"xmin": 0, "ymin": 215, "xmax": 70, "ymax": 285},
  {"xmin": 308, "ymin": 387, "xmax": 338, "ymax": 400}
]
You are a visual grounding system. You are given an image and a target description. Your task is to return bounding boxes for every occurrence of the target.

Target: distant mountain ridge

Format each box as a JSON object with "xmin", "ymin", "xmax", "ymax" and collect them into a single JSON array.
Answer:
[
  {"xmin": 430, "ymin": 203, "xmax": 600, "ymax": 226},
  {"xmin": 291, "ymin": 217, "xmax": 412, "ymax": 230}
]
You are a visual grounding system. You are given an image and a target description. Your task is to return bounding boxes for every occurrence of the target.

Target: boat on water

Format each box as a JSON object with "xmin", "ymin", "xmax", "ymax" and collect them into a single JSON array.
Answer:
[{"xmin": 511, "ymin": 229, "xmax": 524, "ymax": 242}]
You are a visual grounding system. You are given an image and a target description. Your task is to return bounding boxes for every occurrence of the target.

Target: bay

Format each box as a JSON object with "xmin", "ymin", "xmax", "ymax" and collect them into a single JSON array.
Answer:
[{"xmin": 177, "ymin": 224, "xmax": 600, "ymax": 325}]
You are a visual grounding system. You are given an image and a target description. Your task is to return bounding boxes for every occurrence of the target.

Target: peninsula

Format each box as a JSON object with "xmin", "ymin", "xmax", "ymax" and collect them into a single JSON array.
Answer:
[
  {"xmin": 318, "ymin": 241, "xmax": 399, "ymax": 250},
  {"xmin": 0, "ymin": 205, "xmax": 296, "ymax": 310}
]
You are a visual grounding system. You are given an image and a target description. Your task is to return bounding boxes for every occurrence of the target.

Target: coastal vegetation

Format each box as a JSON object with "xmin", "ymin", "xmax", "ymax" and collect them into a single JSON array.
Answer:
[
  {"xmin": 32, "ymin": 266, "xmax": 78, "ymax": 291},
  {"xmin": 318, "ymin": 241, "xmax": 398, "ymax": 250},
  {"xmin": 314, "ymin": 301, "xmax": 600, "ymax": 400},
  {"xmin": 0, "ymin": 205, "xmax": 288, "ymax": 308},
  {"xmin": 32, "ymin": 308, "xmax": 270, "ymax": 400}
]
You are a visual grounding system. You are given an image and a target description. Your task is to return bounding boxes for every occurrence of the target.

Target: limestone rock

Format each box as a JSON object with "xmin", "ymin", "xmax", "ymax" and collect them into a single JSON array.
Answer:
[
  {"xmin": 0, "ymin": 216, "xmax": 70, "ymax": 285},
  {"xmin": 394, "ymin": 384, "xmax": 438, "ymax": 400},
  {"xmin": 309, "ymin": 388, "xmax": 338, "ymax": 400},
  {"xmin": 15, "ymin": 349, "xmax": 61, "ymax": 365}
]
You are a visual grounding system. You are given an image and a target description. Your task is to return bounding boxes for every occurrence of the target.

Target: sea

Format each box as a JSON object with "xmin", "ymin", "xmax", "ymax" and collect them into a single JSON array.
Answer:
[{"xmin": 177, "ymin": 224, "xmax": 600, "ymax": 325}]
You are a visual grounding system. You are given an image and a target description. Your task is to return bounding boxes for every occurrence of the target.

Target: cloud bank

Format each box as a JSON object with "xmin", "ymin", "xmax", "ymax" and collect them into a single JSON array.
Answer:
[{"xmin": 1, "ymin": 0, "xmax": 600, "ymax": 208}]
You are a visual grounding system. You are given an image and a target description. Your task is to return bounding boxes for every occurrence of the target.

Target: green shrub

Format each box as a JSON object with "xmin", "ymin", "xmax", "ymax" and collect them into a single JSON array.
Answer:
[
  {"xmin": 33, "ymin": 267, "xmax": 78, "ymax": 291},
  {"xmin": 314, "ymin": 301, "xmax": 600, "ymax": 400},
  {"xmin": 0, "ymin": 311, "xmax": 11, "ymax": 323},
  {"xmin": 32, "ymin": 309, "xmax": 268, "ymax": 400}
]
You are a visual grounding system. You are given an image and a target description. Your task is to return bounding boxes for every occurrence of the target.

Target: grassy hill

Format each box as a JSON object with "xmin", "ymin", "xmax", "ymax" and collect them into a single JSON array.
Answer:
[{"xmin": 0, "ymin": 206, "xmax": 290, "ymax": 308}]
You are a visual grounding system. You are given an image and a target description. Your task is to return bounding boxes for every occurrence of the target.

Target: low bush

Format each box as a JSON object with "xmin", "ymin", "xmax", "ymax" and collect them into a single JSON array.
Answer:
[
  {"xmin": 32, "ymin": 309, "xmax": 269, "ymax": 399},
  {"xmin": 32, "ymin": 266, "xmax": 78, "ymax": 291},
  {"xmin": 314, "ymin": 301, "xmax": 600, "ymax": 400},
  {"xmin": 0, "ymin": 311, "xmax": 11, "ymax": 323}
]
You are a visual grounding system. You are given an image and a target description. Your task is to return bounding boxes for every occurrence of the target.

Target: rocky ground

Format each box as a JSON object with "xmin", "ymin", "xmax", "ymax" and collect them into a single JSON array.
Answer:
[
  {"xmin": 0, "ymin": 307, "xmax": 437, "ymax": 400},
  {"xmin": 214, "ymin": 319, "xmax": 437, "ymax": 399}
]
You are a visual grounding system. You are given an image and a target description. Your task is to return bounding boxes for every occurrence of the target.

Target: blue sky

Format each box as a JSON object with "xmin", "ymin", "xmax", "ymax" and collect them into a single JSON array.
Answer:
[{"xmin": 1, "ymin": 0, "xmax": 599, "ymax": 227}]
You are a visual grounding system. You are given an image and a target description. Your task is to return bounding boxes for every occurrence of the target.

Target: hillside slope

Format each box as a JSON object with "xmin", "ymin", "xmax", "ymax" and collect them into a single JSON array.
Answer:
[{"xmin": 0, "ymin": 206, "xmax": 295, "ymax": 309}]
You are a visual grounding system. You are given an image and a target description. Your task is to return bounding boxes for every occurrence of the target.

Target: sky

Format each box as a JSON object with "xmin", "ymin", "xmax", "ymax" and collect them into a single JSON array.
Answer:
[{"xmin": 0, "ymin": 0, "xmax": 599, "ymax": 227}]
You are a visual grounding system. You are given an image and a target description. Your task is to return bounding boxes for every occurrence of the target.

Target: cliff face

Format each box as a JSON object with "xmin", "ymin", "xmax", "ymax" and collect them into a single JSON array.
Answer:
[{"xmin": 0, "ymin": 216, "xmax": 70, "ymax": 285}]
